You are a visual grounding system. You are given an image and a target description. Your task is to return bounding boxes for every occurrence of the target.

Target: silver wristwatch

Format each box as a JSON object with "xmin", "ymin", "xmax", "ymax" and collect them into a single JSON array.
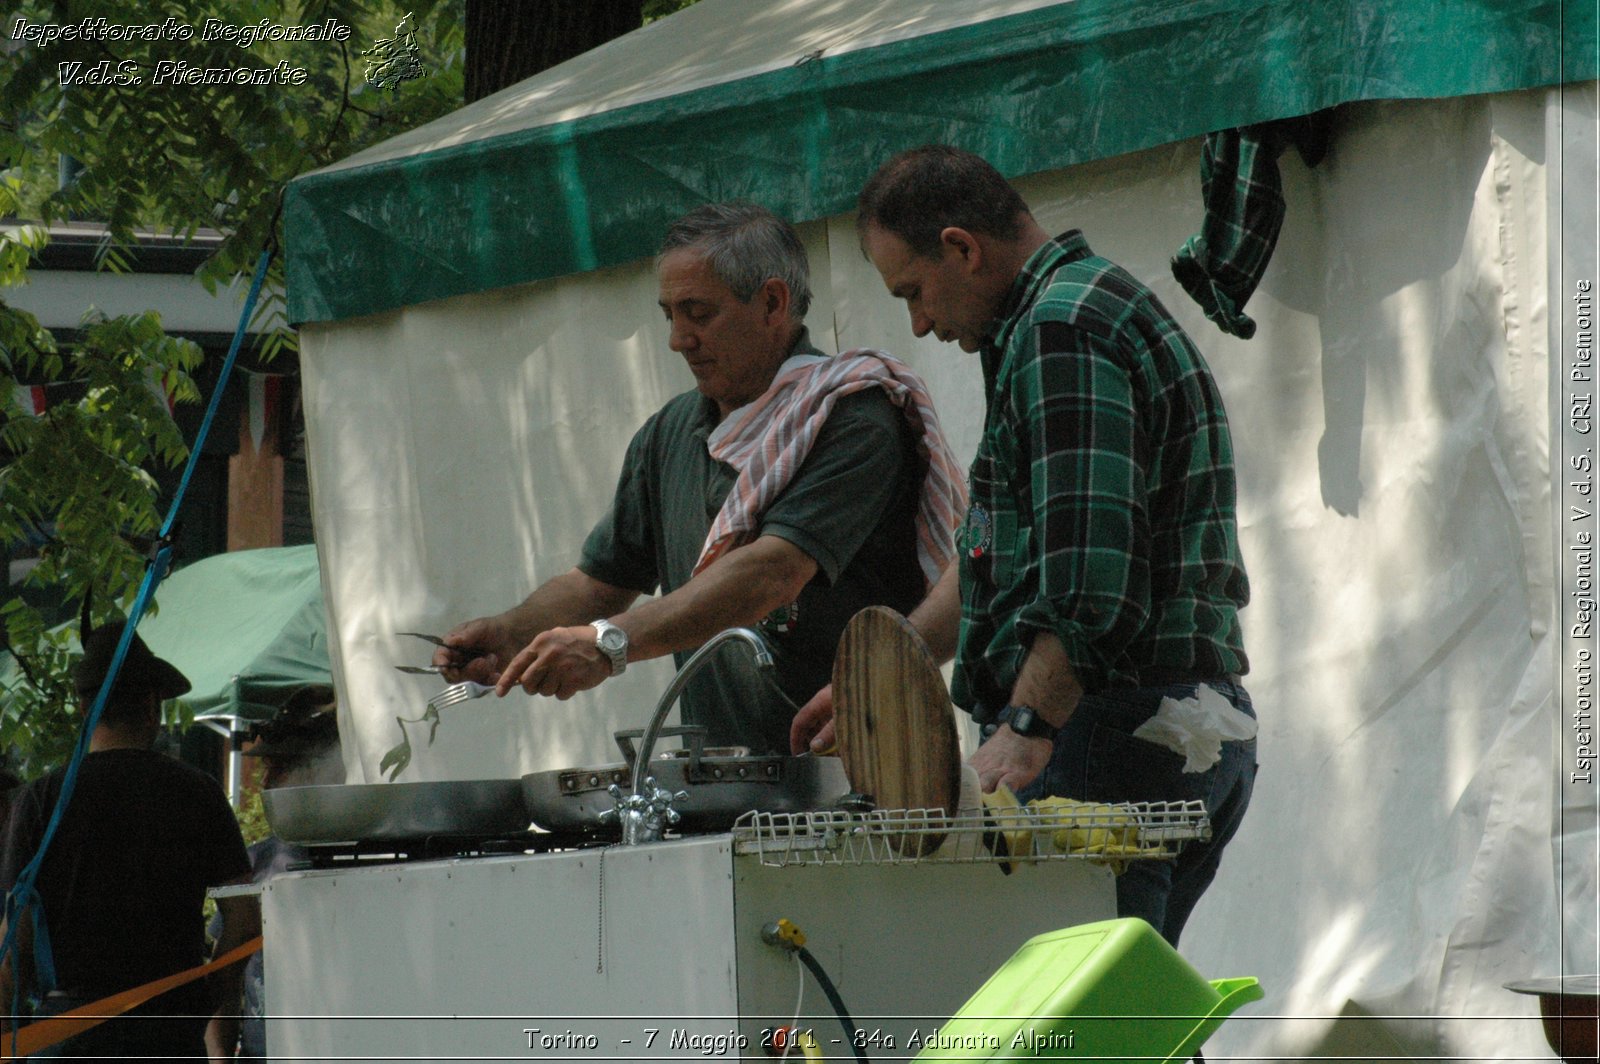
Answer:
[{"xmin": 592, "ymin": 618, "xmax": 629, "ymax": 676}]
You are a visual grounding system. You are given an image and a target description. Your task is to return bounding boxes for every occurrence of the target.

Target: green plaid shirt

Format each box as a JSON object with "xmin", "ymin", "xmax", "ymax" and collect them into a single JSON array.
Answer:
[{"xmin": 953, "ymin": 231, "xmax": 1250, "ymax": 719}]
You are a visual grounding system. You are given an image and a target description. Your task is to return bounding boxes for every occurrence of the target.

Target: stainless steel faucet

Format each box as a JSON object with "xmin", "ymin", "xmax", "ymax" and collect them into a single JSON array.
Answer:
[{"xmin": 613, "ymin": 627, "xmax": 775, "ymax": 845}]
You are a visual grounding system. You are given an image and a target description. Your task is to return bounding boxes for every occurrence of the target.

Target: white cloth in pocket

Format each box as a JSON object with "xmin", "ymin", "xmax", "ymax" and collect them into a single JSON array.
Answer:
[{"xmin": 1131, "ymin": 683, "xmax": 1258, "ymax": 773}]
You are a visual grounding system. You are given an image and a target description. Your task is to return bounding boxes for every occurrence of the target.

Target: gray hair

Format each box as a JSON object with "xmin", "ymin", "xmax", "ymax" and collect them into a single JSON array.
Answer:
[{"xmin": 658, "ymin": 202, "xmax": 812, "ymax": 321}]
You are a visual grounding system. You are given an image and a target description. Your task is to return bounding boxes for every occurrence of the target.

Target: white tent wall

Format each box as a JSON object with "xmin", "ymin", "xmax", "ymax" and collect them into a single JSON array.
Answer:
[{"xmin": 296, "ymin": 84, "xmax": 1590, "ymax": 1059}]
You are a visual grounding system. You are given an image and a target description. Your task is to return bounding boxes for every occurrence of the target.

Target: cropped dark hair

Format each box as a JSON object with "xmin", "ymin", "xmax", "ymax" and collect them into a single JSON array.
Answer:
[
  {"xmin": 93, "ymin": 683, "xmax": 157, "ymax": 728},
  {"xmin": 658, "ymin": 201, "xmax": 812, "ymax": 320},
  {"xmin": 856, "ymin": 145, "xmax": 1031, "ymax": 257}
]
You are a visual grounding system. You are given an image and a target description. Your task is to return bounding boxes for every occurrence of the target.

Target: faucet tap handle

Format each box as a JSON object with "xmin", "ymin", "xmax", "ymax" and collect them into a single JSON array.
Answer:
[{"xmin": 607, "ymin": 776, "xmax": 689, "ymax": 844}]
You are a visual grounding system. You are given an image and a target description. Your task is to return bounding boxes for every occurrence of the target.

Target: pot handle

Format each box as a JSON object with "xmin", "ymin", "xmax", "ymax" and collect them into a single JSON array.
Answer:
[{"xmin": 614, "ymin": 725, "xmax": 708, "ymax": 770}]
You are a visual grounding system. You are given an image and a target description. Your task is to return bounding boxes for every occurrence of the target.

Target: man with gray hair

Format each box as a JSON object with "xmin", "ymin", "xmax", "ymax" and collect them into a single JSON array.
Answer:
[{"xmin": 437, "ymin": 202, "xmax": 963, "ymax": 754}]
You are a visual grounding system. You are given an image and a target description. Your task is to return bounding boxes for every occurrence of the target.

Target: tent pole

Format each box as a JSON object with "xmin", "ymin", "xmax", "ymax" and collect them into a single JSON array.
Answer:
[{"xmin": 196, "ymin": 716, "xmax": 244, "ymax": 807}]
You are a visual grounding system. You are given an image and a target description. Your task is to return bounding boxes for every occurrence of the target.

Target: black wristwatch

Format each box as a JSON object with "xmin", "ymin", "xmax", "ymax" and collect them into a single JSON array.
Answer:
[{"xmin": 998, "ymin": 704, "xmax": 1060, "ymax": 742}]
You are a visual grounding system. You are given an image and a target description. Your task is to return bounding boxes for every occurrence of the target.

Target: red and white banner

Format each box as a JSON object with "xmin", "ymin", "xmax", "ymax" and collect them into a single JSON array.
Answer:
[{"xmin": 11, "ymin": 384, "xmax": 45, "ymax": 416}]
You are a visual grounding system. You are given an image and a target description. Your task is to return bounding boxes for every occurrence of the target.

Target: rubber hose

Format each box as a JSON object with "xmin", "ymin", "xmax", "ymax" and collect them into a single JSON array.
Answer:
[{"xmin": 795, "ymin": 945, "xmax": 868, "ymax": 1064}]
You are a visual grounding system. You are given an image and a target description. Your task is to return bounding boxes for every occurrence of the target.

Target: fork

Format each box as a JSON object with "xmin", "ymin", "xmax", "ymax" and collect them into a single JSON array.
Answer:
[{"xmin": 425, "ymin": 681, "xmax": 496, "ymax": 711}]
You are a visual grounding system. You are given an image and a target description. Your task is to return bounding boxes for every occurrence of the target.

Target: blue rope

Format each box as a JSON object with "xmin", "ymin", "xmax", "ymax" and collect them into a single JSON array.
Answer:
[{"xmin": 1, "ymin": 246, "xmax": 275, "ymax": 1047}]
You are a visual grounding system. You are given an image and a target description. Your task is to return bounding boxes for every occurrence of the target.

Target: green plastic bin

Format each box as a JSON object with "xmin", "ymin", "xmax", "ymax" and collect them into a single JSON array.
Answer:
[{"xmin": 913, "ymin": 918, "xmax": 1262, "ymax": 1062}]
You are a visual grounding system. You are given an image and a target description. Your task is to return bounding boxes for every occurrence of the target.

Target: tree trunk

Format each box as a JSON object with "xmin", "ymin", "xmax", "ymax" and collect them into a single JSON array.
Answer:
[{"xmin": 465, "ymin": 0, "xmax": 644, "ymax": 103}]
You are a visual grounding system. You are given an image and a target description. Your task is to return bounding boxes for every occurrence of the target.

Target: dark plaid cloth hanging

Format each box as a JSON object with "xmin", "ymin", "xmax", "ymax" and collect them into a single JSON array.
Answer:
[{"xmin": 1171, "ymin": 113, "xmax": 1332, "ymax": 340}]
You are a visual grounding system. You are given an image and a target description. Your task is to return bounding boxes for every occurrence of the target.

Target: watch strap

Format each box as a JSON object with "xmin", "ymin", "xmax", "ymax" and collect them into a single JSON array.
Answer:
[
  {"xmin": 591, "ymin": 618, "xmax": 628, "ymax": 676},
  {"xmin": 998, "ymin": 703, "xmax": 1059, "ymax": 742}
]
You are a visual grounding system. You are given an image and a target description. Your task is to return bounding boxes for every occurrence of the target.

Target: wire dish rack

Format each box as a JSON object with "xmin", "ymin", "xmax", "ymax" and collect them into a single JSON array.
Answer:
[{"xmin": 730, "ymin": 800, "xmax": 1211, "ymax": 869}]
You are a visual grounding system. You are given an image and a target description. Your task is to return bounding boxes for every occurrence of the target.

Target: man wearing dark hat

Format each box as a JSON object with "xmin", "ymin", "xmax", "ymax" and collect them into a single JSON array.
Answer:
[
  {"xmin": 243, "ymin": 686, "xmax": 341, "ymax": 792},
  {"xmin": 0, "ymin": 621, "xmax": 257, "ymax": 1060}
]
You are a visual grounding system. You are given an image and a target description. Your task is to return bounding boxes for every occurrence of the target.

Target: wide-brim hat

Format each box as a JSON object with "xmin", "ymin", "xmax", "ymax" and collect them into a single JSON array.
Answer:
[
  {"xmin": 74, "ymin": 621, "xmax": 191, "ymax": 702},
  {"xmin": 245, "ymin": 685, "xmax": 339, "ymax": 760}
]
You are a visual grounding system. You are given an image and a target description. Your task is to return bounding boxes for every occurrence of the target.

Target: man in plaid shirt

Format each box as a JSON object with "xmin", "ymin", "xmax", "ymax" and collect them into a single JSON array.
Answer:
[{"xmin": 798, "ymin": 145, "xmax": 1257, "ymax": 948}]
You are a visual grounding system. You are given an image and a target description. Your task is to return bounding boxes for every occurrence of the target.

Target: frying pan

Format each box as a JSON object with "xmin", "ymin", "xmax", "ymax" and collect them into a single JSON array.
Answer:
[
  {"xmin": 264, "ymin": 778, "xmax": 529, "ymax": 845},
  {"xmin": 521, "ymin": 726, "xmax": 849, "ymax": 836}
]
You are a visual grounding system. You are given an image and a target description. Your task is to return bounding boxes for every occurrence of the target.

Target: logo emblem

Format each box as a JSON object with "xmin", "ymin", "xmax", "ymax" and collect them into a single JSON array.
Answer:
[
  {"xmin": 960, "ymin": 503, "xmax": 993, "ymax": 559},
  {"xmin": 362, "ymin": 12, "xmax": 427, "ymax": 89},
  {"xmin": 762, "ymin": 602, "xmax": 800, "ymax": 635}
]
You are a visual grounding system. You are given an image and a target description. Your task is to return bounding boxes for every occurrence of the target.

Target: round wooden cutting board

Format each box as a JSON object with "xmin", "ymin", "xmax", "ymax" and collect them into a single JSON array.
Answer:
[{"xmin": 832, "ymin": 606, "xmax": 961, "ymax": 853}]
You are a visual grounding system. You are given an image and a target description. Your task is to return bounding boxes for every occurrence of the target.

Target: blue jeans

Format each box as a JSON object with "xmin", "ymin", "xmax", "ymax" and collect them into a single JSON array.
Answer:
[{"xmin": 1005, "ymin": 681, "xmax": 1258, "ymax": 947}]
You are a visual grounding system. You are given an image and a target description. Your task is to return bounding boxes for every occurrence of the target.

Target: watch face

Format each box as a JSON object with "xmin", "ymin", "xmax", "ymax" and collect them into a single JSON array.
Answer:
[
  {"xmin": 598, "ymin": 627, "xmax": 627, "ymax": 653},
  {"xmin": 1005, "ymin": 705, "xmax": 1052, "ymax": 739}
]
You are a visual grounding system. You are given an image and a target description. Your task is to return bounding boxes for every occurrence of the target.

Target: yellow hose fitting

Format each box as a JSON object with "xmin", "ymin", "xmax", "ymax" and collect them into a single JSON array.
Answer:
[{"xmin": 760, "ymin": 918, "xmax": 807, "ymax": 951}]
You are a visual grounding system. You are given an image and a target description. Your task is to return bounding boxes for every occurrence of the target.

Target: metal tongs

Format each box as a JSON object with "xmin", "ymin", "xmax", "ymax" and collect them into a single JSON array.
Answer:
[
  {"xmin": 380, "ymin": 633, "xmax": 494, "ymax": 780},
  {"xmin": 395, "ymin": 631, "xmax": 485, "ymax": 674}
]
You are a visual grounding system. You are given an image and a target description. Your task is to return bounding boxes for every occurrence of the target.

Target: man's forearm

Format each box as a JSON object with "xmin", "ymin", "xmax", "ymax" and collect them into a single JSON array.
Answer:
[
  {"xmin": 501, "ymin": 569, "xmax": 639, "ymax": 644},
  {"xmin": 206, "ymin": 1012, "xmax": 241, "ymax": 1062},
  {"xmin": 967, "ymin": 630, "xmax": 1082, "ymax": 795},
  {"xmin": 907, "ymin": 563, "xmax": 962, "ymax": 664},
  {"xmin": 1008, "ymin": 630, "xmax": 1083, "ymax": 727},
  {"xmin": 210, "ymin": 894, "xmax": 260, "ymax": 1005},
  {"xmin": 437, "ymin": 569, "xmax": 640, "ymax": 680},
  {"xmin": 206, "ymin": 894, "xmax": 260, "ymax": 1059},
  {"xmin": 498, "ymin": 538, "xmax": 811, "ymax": 700},
  {"xmin": 616, "ymin": 535, "xmax": 817, "ymax": 661}
]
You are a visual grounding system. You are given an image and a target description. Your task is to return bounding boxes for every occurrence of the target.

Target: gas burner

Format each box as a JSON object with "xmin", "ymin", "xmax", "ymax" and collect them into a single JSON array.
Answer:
[{"xmin": 296, "ymin": 831, "xmax": 606, "ymax": 869}]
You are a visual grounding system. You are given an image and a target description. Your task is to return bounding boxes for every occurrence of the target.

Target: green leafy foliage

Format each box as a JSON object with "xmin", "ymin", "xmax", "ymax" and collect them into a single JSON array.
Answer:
[
  {"xmin": 0, "ymin": 2, "xmax": 468, "ymax": 774},
  {"xmin": 0, "ymin": 616, "xmax": 79, "ymax": 773},
  {"xmin": 2, "ymin": 0, "xmax": 468, "ymax": 362},
  {"xmin": 0, "ymin": 170, "xmax": 210, "ymax": 773},
  {"xmin": 1, "ymin": 0, "xmax": 707, "ymax": 775},
  {"xmin": 234, "ymin": 784, "xmax": 271, "ymax": 845},
  {"xmin": 642, "ymin": 0, "xmax": 699, "ymax": 22}
]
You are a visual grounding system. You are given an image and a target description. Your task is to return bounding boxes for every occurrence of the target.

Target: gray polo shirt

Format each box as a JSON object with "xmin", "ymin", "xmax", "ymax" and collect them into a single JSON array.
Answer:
[{"xmin": 580, "ymin": 343, "xmax": 924, "ymax": 754}]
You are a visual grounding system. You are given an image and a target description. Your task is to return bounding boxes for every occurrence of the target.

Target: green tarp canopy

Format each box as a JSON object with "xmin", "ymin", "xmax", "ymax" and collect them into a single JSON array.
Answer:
[
  {"xmin": 285, "ymin": 0, "xmax": 1595, "ymax": 326},
  {"xmin": 139, "ymin": 544, "xmax": 330, "ymax": 723},
  {"xmin": 1, "ymin": 546, "xmax": 330, "ymax": 725}
]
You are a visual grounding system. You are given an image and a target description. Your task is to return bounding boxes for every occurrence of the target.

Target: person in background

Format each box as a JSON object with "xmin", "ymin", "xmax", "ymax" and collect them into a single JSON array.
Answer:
[
  {"xmin": 205, "ymin": 685, "xmax": 342, "ymax": 1062},
  {"xmin": 0, "ymin": 621, "xmax": 258, "ymax": 1061},
  {"xmin": 437, "ymin": 201, "xmax": 963, "ymax": 755},
  {"xmin": 796, "ymin": 145, "xmax": 1258, "ymax": 950}
]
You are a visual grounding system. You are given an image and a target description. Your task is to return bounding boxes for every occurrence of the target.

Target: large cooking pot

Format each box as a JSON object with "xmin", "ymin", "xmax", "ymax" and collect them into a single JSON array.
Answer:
[
  {"xmin": 264, "ymin": 779, "xmax": 529, "ymax": 845},
  {"xmin": 521, "ymin": 726, "xmax": 849, "ymax": 836}
]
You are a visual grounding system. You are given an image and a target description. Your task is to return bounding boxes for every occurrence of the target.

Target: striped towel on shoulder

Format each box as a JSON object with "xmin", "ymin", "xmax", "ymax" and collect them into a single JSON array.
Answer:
[{"xmin": 695, "ymin": 348, "xmax": 967, "ymax": 589}]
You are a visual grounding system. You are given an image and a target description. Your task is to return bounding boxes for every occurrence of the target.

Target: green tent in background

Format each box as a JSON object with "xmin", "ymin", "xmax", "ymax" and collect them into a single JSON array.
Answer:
[
  {"xmin": 141, "ymin": 544, "xmax": 331, "ymax": 724},
  {"xmin": 0, "ymin": 545, "xmax": 331, "ymax": 789}
]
